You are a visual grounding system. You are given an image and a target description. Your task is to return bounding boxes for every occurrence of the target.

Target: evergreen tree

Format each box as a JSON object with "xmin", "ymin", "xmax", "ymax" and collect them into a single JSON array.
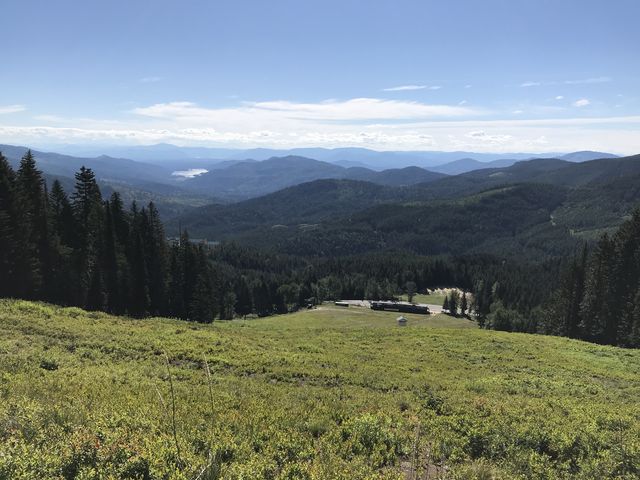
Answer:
[
  {"xmin": 220, "ymin": 291, "xmax": 236, "ymax": 320},
  {"xmin": 140, "ymin": 203, "xmax": 167, "ymax": 315},
  {"xmin": 166, "ymin": 242, "xmax": 186, "ymax": 318},
  {"xmin": 0, "ymin": 154, "xmax": 18, "ymax": 296},
  {"xmin": 442, "ymin": 296, "xmax": 450, "ymax": 313},
  {"xmin": 579, "ymin": 235, "xmax": 614, "ymax": 343},
  {"xmin": 189, "ymin": 272, "xmax": 215, "ymax": 322},
  {"xmin": 405, "ymin": 281, "xmax": 417, "ymax": 303},
  {"xmin": 129, "ymin": 227, "xmax": 150, "ymax": 317},
  {"xmin": 70, "ymin": 166, "xmax": 103, "ymax": 304},
  {"xmin": 460, "ymin": 291, "xmax": 468, "ymax": 317},
  {"xmin": 449, "ymin": 291, "xmax": 459, "ymax": 316},
  {"xmin": 15, "ymin": 150, "xmax": 48, "ymax": 297},
  {"xmin": 102, "ymin": 201, "xmax": 123, "ymax": 313},
  {"xmin": 234, "ymin": 276, "xmax": 253, "ymax": 318},
  {"xmin": 49, "ymin": 179, "xmax": 75, "ymax": 246}
]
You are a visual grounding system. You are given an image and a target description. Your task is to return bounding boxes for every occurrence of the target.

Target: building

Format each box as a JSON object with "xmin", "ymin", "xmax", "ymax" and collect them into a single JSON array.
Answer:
[{"xmin": 370, "ymin": 301, "xmax": 430, "ymax": 315}]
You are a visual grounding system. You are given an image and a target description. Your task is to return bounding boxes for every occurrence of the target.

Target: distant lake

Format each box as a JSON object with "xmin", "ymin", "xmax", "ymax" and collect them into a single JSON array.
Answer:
[{"xmin": 171, "ymin": 168, "xmax": 208, "ymax": 178}]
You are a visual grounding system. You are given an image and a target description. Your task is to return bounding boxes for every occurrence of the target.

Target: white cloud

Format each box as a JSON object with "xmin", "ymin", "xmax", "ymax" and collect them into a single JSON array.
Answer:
[
  {"xmin": 513, "ymin": 110, "xmax": 524, "ymax": 114},
  {"xmin": 573, "ymin": 98, "xmax": 590, "ymax": 107},
  {"xmin": 521, "ymin": 77, "xmax": 611, "ymax": 88},
  {"xmin": 464, "ymin": 84, "xmax": 472, "ymax": 89},
  {"xmin": 0, "ymin": 104, "xmax": 26, "ymax": 114},
  {"xmin": 383, "ymin": 85, "xmax": 441, "ymax": 91},
  {"xmin": 139, "ymin": 76, "xmax": 161, "ymax": 83},
  {"xmin": 3, "ymin": 93, "xmax": 640, "ymax": 154},
  {"xmin": 132, "ymin": 98, "xmax": 478, "ymax": 123},
  {"xmin": 465, "ymin": 130, "xmax": 514, "ymax": 145},
  {"xmin": 555, "ymin": 96, "xmax": 564, "ymax": 100},
  {"xmin": 383, "ymin": 85, "xmax": 426, "ymax": 91},
  {"xmin": 564, "ymin": 76, "xmax": 611, "ymax": 85},
  {"xmin": 3, "ymin": 114, "xmax": 640, "ymax": 154},
  {"xmin": 458, "ymin": 100, "xmax": 468, "ymax": 105}
]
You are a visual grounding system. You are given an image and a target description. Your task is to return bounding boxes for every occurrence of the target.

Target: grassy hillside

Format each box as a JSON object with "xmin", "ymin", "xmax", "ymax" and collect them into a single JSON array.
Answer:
[{"xmin": 1, "ymin": 300, "xmax": 638, "ymax": 479}]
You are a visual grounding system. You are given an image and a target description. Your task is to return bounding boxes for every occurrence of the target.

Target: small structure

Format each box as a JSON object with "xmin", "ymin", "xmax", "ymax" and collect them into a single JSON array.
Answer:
[
  {"xmin": 371, "ymin": 301, "xmax": 430, "ymax": 315},
  {"xmin": 397, "ymin": 315, "xmax": 407, "ymax": 326},
  {"xmin": 334, "ymin": 301, "xmax": 349, "ymax": 307}
]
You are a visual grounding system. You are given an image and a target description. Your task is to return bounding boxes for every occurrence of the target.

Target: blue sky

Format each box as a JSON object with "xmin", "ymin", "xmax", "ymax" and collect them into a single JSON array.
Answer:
[{"xmin": 1, "ymin": 0, "xmax": 639, "ymax": 153}]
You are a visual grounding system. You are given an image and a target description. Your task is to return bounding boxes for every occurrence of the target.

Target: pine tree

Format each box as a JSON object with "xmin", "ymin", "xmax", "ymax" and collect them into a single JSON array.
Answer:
[
  {"xmin": 579, "ymin": 235, "xmax": 614, "ymax": 343},
  {"xmin": 234, "ymin": 276, "xmax": 252, "ymax": 318},
  {"xmin": 102, "ymin": 201, "xmax": 122, "ymax": 313},
  {"xmin": 129, "ymin": 226, "xmax": 150, "ymax": 318},
  {"xmin": 0, "ymin": 153, "xmax": 18, "ymax": 296},
  {"xmin": 71, "ymin": 166, "xmax": 104, "ymax": 305},
  {"xmin": 442, "ymin": 296, "xmax": 450, "ymax": 313},
  {"xmin": 405, "ymin": 281, "xmax": 417, "ymax": 303},
  {"xmin": 166, "ymin": 242, "xmax": 185, "ymax": 318},
  {"xmin": 86, "ymin": 266, "xmax": 106, "ymax": 311},
  {"xmin": 140, "ymin": 203, "xmax": 167, "ymax": 315},
  {"xmin": 189, "ymin": 272, "xmax": 215, "ymax": 322},
  {"xmin": 449, "ymin": 291, "xmax": 459, "ymax": 316},
  {"xmin": 15, "ymin": 150, "xmax": 47, "ymax": 297},
  {"xmin": 109, "ymin": 192, "xmax": 129, "ymax": 244},
  {"xmin": 49, "ymin": 179, "xmax": 75, "ymax": 246},
  {"xmin": 221, "ymin": 291, "xmax": 236, "ymax": 320},
  {"xmin": 460, "ymin": 291, "xmax": 468, "ymax": 317}
]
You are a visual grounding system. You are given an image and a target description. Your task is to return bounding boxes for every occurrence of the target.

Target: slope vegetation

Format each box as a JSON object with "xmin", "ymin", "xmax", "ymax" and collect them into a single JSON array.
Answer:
[{"xmin": 0, "ymin": 300, "xmax": 638, "ymax": 479}]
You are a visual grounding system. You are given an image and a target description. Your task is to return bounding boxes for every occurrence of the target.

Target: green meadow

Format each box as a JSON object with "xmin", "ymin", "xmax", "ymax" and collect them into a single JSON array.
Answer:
[{"xmin": 0, "ymin": 300, "xmax": 638, "ymax": 479}]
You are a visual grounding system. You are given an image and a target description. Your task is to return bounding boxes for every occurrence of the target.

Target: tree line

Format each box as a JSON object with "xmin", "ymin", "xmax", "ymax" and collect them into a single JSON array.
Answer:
[
  {"xmin": 541, "ymin": 210, "xmax": 640, "ymax": 347},
  {"xmin": 0, "ymin": 151, "xmax": 223, "ymax": 321}
]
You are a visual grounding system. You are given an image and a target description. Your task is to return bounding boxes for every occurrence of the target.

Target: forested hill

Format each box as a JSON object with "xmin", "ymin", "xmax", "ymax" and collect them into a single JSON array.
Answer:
[
  {"xmin": 543, "ymin": 209, "xmax": 640, "ymax": 347},
  {"xmin": 219, "ymin": 183, "xmax": 576, "ymax": 259},
  {"xmin": 172, "ymin": 154, "xmax": 640, "ymax": 259},
  {"xmin": 410, "ymin": 153, "xmax": 640, "ymax": 200},
  {"xmin": 182, "ymin": 155, "xmax": 446, "ymax": 199},
  {"xmin": 165, "ymin": 179, "xmax": 417, "ymax": 238}
]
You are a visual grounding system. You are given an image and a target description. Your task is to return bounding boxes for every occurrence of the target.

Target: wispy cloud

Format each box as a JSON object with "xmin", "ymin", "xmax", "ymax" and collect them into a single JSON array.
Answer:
[
  {"xmin": 132, "ymin": 98, "xmax": 479, "ymax": 123},
  {"xmin": 573, "ymin": 98, "xmax": 590, "ymax": 107},
  {"xmin": 2, "ymin": 115, "xmax": 640, "ymax": 153},
  {"xmin": 383, "ymin": 84, "xmax": 441, "ymax": 91},
  {"xmin": 555, "ymin": 96, "xmax": 564, "ymax": 100},
  {"xmin": 139, "ymin": 76, "xmax": 161, "ymax": 83},
  {"xmin": 0, "ymin": 104, "xmax": 26, "ymax": 114},
  {"xmin": 564, "ymin": 76, "xmax": 611, "ymax": 85},
  {"xmin": 521, "ymin": 77, "xmax": 612, "ymax": 87}
]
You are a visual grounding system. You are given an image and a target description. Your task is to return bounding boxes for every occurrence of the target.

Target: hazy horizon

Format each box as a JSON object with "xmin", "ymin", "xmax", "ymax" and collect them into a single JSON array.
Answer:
[{"xmin": 1, "ymin": 0, "xmax": 639, "ymax": 154}]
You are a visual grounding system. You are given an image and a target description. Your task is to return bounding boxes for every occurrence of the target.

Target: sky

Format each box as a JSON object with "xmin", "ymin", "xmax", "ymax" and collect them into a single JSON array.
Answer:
[{"xmin": 1, "ymin": 0, "xmax": 639, "ymax": 154}]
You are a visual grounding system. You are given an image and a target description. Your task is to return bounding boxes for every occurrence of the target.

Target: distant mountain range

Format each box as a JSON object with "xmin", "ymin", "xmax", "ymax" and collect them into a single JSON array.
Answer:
[
  {"xmin": 32, "ymin": 143, "xmax": 618, "ymax": 170},
  {"xmin": 1, "ymin": 143, "xmax": 622, "ymax": 202},
  {"xmin": 170, "ymin": 153, "xmax": 640, "ymax": 258},
  {"xmin": 2, "ymin": 141, "xmax": 637, "ymax": 259},
  {"xmin": 429, "ymin": 151, "xmax": 618, "ymax": 175},
  {"xmin": 182, "ymin": 156, "xmax": 446, "ymax": 200}
]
